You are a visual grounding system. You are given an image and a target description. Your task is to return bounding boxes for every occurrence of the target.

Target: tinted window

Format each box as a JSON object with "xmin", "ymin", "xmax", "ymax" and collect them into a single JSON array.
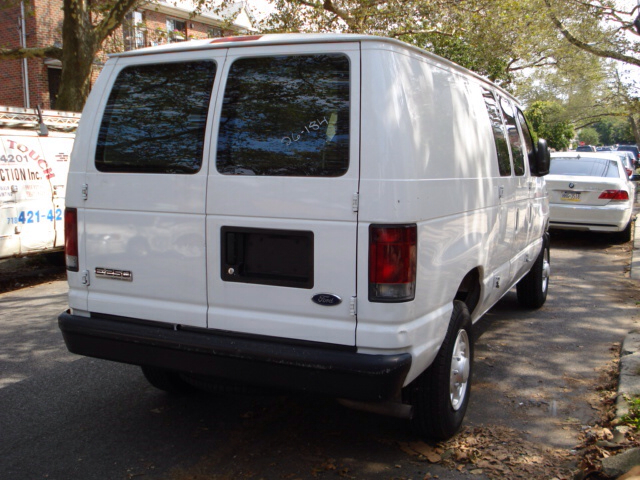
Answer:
[
  {"xmin": 217, "ymin": 54, "xmax": 350, "ymax": 177},
  {"xmin": 516, "ymin": 109, "xmax": 535, "ymax": 172},
  {"xmin": 550, "ymin": 157, "xmax": 620, "ymax": 178},
  {"xmin": 482, "ymin": 88, "xmax": 511, "ymax": 177},
  {"xmin": 96, "ymin": 61, "xmax": 216, "ymax": 174},
  {"xmin": 498, "ymin": 97, "xmax": 525, "ymax": 176}
]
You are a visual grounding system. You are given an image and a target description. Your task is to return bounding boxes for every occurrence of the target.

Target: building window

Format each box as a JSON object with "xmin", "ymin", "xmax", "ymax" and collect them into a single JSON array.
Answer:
[
  {"xmin": 123, "ymin": 11, "xmax": 146, "ymax": 51},
  {"xmin": 166, "ymin": 18, "xmax": 187, "ymax": 43},
  {"xmin": 47, "ymin": 68, "xmax": 61, "ymax": 109},
  {"xmin": 207, "ymin": 27, "xmax": 223, "ymax": 38}
]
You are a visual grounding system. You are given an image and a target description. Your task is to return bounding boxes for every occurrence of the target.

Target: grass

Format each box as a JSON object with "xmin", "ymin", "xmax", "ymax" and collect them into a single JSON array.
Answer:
[{"xmin": 622, "ymin": 396, "xmax": 640, "ymax": 430}]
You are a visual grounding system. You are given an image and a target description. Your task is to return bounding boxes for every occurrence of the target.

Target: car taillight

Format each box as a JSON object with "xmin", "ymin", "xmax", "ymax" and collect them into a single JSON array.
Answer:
[
  {"xmin": 369, "ymin": 224, "xmax": 417, "ymax": 302},
  {"xmin": 65, "ymin": 208, "xmax": 79, "ymax": 272},
  {"xmin": 598, "ymin": 190, "xmax": 630, "ymax": 201},
  {"xmin": 625, "ymin": 168, "xmax": 633, "ymax": 177}
]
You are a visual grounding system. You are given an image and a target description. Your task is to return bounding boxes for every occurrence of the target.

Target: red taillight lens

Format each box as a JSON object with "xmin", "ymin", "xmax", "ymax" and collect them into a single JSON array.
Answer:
[
  {"xmin": 369, "ymin": 224, "xmax": 417, "ymax": 302},
  {"xmin": 598, "ymin": 190, "xmax": 630, "ymax": 201},
  {"xmin": 625, "ymin": 168, "xmax": 633, "ymax": 177},
  {"xmin": 64, "ymin": 208, "xmax": 79, "ymax": 272}
]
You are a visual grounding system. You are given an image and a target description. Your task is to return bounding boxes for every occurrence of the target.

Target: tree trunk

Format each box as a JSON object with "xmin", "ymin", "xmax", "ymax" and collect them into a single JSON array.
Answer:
[{"xmin": 55, "ymin": 0, "xmax": 97, "ymax": 112}]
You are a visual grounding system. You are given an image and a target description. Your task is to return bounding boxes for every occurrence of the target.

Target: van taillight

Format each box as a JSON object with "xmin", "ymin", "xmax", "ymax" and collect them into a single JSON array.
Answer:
[
  {"xmin": 369, "ymin": 225, "xmax": 417, "ymax": 302},
  {"xmin": 65, "ymin": 208, "xmax": 79, "ymax": 272},
  {"xmin": 598, "ymin": 190, "xmax": 630, "ymax": 201}
]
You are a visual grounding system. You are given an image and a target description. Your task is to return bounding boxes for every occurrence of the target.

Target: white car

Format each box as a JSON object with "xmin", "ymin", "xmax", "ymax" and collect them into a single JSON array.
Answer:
[
  {"xmin": 611, "ymin": 150, "xmax": 636, "ymax": 178},
  {"xmin": 547, "ymin": 152, "xmax": 635, "ymax": 241}
]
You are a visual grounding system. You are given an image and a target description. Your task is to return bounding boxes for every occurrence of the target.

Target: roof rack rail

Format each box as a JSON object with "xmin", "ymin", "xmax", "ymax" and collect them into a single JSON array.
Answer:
[{"xmin": 0, "ymin": 106, "xmax": 81, "ymax": 133}]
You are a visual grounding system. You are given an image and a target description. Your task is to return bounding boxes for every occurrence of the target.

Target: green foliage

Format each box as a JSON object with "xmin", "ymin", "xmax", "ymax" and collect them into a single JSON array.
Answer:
[
  {"xmin": 592, "ymin": 118, "xmax": 636, "ymax": 145},
  {"xmin": 621, "ymin": 396, "xmax": 640, "ymax": 430},
  {"xmin": 578, "ymin": 127, "xmax": 600, "ymax": 146},
  {"xmin": 525, "ymin": 101, "xmax": 575, "ymax": 150}
]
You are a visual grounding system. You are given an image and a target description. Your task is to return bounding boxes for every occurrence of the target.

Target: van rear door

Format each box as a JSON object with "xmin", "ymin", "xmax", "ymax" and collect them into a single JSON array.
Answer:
[
  {"xmin": 83, "ymin": 53, "xmax": 223, "ymax": 327},
  {"xmin": 206, "ymin": 44, "xmax": 360, "ymax": 346}
]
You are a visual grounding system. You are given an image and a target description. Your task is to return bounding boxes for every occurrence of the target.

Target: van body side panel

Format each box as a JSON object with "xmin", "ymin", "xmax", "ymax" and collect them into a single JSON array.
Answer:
[
  {"xmin": 0, "ymin": 131, "xmax": 72, "ymax": 258},
  {"xmin": 357, "ymin": 44, "xmax": 521, "ymax": 384},
  {"xmin": 0, "ymin": 137, "xmax": 20, "ymax": 257},
  {"xmin": 206, "ymin": 44, "xmax": 361, "ymax": 345}
]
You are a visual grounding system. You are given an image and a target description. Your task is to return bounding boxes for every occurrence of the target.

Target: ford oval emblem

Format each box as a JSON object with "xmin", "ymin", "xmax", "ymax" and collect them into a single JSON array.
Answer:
[{"xmin": 312, "ymin": 293, "xmax": 342, "ymax": 306}]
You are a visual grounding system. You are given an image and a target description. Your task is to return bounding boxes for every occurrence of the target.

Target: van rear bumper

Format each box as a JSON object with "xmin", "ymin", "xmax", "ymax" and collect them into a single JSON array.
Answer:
[{"xmin": 58, "ymin": 311, "xmax": 412, "ymax": 401}]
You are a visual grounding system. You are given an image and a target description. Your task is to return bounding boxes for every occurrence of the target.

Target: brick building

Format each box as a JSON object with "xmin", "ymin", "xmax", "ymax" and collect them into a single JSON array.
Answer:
[{"xmin": 0, "ymin": 0, "xmax": 255, "ymax": 110}]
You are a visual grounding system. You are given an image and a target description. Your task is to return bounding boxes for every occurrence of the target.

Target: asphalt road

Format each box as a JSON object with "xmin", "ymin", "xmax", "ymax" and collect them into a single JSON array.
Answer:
[{"xmin": 1, "ymin": 231, "xmax": 638, "ymax": 480}]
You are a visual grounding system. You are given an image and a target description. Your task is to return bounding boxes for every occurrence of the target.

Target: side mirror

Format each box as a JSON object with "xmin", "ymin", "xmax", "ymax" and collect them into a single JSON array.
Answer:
[{"xmin": 533, "ymin": 138, "xmax": 550, "ymax": 176}]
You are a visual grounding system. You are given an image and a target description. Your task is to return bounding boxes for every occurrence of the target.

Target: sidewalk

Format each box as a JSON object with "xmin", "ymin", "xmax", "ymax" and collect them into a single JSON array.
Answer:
[{"xmin": 603, "ymin": 199, "xmax": 640, "ymax": 477}]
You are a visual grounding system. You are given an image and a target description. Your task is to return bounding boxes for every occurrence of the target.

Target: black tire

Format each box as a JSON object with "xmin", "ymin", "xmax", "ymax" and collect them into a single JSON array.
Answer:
[
  {"xmin": 616, "ymin": 219, "xmax": 633, "ymax": 244},
  {"xmin": 141, "ymin": 366, "xmax": 192, "ymax": 393},
  {"xmin": 516, "ymin": 234, "xmax": 550, "ymax": 309},
  {"xmin": 407, "ymin": 300, "xmax": 473, "ymax": 441}
]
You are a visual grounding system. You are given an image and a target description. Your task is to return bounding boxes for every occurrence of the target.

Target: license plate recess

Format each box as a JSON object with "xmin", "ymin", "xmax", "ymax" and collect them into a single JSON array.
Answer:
[{"xmin": 221, "ymin": 226, "xmax": 314, "ymax": 289}]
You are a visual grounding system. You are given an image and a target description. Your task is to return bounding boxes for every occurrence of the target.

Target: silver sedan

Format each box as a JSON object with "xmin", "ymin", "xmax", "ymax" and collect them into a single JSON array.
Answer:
[{"xmin": 547, "ymin": 152, "xmax": 636, "ymax": 241}]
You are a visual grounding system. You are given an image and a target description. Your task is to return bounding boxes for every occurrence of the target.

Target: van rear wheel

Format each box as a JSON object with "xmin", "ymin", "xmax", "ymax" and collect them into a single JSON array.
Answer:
[
  {"xmin": 141, "ymin": 366, "xmax": 192, "ymax": 393},
  {"xmin": 407, "ymin": 300, "xmax": 473, "ymax": 440},
  {"xmin": 516, "ymin": 234, "xmax": 550, "ymax": 309}
]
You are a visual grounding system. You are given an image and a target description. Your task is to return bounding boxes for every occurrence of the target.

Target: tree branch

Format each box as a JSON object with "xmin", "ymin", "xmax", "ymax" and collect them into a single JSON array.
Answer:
[
  {"xmin": 0, "ymin": 46, "xmax": 63, "ymax": 60},
  {"xmin": 94, "ymin": 0, "xmax": 143, "ymax": 43},
  {"xmin": 321, "ymin": 0, "xmax": 355, "ymax": 28},
  {"xmin": 543, "ymin": 0, "xmax": 640, "ymax": 67}
]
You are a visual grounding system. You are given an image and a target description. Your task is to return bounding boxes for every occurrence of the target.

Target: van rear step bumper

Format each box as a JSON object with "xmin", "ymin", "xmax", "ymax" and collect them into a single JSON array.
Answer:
[{"xmin": 58, "ymin": 311, "xmax": 412, "ymax": 401}]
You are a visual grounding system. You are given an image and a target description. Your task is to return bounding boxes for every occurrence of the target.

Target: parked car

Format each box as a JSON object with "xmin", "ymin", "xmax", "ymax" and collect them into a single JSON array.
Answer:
[
  {"xmin": 58, "ymin": 33, "xmax": 551, "ymax": 441},
  {"xmin": 576, "ymin": 145, "xmax": 597, "ymax": 152},
  {"xmin": 617, "ymin": 145, "xmax": 640, "ymax": 164},
  {"xmin": 547, "ymin": 152, "xmax": 635, "ymax": 241},
  {"xmin": 613, "ymin": 151, "xmax": 638, "ymax": 179},
  {"xmin": 596, "ymin": 146, "xmax": 614, "ymax": 152}
]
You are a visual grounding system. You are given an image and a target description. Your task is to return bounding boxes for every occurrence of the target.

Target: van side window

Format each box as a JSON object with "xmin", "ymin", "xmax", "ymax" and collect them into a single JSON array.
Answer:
[
  {"xmin": 515, "ymin": 108, "xmax": 536, "ymax": 172},
  {"xmin": 481, "ymin": 88, "xmax": 511, "ymax": 177},
  {"xmin": 95, "ymin": 61, "xmax": 216, "ymax": 174},
  {"xmin": 499, "ymin": 97, "xmax": 525, "ymax": 176},
  {"xmin": 216, "ymin": 54, "xmax": 350, "ymax": 177}
]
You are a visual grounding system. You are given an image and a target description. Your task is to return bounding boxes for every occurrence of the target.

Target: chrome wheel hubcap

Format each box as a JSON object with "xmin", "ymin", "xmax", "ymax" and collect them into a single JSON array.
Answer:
[
  {"xmin": 450, "ymin": 329, "xmax": 470, "ymax": 411},
  {"xmin": 541, "ymin": 248, "xmax": 550, "ymax": 292}
]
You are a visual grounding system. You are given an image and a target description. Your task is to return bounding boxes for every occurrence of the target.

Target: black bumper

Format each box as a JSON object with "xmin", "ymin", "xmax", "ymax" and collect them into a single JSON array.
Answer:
[{"xmin": 58, "ymin": 311, "xmax": 412, "ymax": 401}]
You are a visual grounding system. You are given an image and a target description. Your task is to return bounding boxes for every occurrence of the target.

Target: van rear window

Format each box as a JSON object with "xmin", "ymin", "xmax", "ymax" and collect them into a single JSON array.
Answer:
[
  {"xmin": 95, "ymin": 61, "xmax": 216, "ymax": 174},
  {"xmin": 216, "ymin": 54, "xmax": 350, "ymax": 177}
]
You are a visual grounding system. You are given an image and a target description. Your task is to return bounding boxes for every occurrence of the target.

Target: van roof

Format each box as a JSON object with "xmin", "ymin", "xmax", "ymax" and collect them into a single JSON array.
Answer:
[{"xmin": 111, "ymin": 33, "xmax": 518, "ymax": 103}]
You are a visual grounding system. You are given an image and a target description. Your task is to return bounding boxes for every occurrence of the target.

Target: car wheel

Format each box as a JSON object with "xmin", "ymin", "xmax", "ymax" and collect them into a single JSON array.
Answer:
[
  {"xmin": 141, "ymin": 366, "xmax": 192, "ymax": 393},
  {"xmin": 616, "ymin": 219, "xmax": 634, "ymax": 244},
  {"xmin": 516, "ymin": 234, "xmax": 550, "ymax": 309},
  {"xmin": 407, "ymin": 300, "xmax": 473, "ymax": 440}
]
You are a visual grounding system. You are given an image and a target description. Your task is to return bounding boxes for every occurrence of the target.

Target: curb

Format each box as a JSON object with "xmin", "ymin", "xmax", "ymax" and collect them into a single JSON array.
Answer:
[
  {"xmin": 617, "ymin": 330, "xmax": 640, "ymax": 418},
  {"xmin": 631, "ymin": 214, "xmax": 640, "ymax": 282},
  {"xmin": 619, "ymin": 195, "xmax": 640, "ymax": 418}
]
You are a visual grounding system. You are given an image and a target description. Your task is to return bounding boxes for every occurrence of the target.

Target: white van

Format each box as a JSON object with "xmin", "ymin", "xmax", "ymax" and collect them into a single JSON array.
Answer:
[
  {"xmin": 59, "ymin": 34, "xmax": 550, "ymax": 440},
  {"xmin": 0, "ymin": 106, "xmax": 79, "ymax": 259}
]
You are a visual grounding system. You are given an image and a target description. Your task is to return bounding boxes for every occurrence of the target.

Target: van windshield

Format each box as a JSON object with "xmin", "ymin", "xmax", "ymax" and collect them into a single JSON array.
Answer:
[{"xmin": 216, "ymin": 54, "xmax": 350, "ymax": 177}]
